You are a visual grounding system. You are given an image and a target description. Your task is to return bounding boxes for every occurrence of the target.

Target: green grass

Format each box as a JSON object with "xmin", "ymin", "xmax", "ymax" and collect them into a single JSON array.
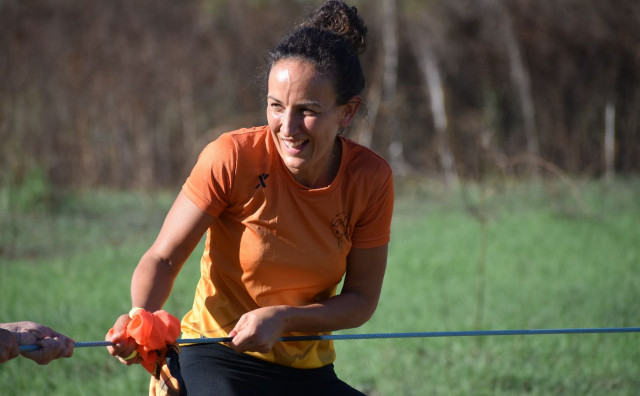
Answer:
[{"xmin": 1, "ymin": 178, "xmax": 639, "ymax": 395}]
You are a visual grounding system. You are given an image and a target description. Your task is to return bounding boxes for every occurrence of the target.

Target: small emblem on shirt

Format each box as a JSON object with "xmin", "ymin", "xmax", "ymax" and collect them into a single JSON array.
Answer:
[
  {"xmin": 255, "ymin": 173, "xmax": 269, "ymax": 188},
  {"xmin": 331, "ymin": 212, "xmax": 350, "ymax": 248}
]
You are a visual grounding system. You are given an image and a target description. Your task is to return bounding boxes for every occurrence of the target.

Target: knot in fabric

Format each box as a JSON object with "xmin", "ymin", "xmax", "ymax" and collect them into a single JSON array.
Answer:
[{"xmin": 108, "ymin": 310, "xmax": 181, "ymax": 374}]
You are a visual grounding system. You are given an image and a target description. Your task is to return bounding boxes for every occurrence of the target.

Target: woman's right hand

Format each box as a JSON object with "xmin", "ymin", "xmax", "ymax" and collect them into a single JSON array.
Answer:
[{"xmin": 106, "ymin": 314, "xmax": 141, "ymax": 365}]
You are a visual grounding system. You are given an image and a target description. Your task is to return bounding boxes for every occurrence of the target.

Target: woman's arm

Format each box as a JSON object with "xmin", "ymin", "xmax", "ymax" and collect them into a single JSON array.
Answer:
[
  {"xmin": 130, "ymin": 192, "xmax": 214, "ymax": 310},
  {"xmin": 229, "ymin": 244, "xmax": 388, "ymax": 353},
  {"xmin": 107, "ymin": 191, "xmax": 214, "ymax": 362}
]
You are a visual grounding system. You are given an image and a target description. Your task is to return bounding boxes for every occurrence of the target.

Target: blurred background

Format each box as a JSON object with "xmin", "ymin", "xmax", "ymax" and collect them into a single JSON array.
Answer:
[
  {"xmin": 1, "ymin": 0, "xmax": 638, "ymax": 192},
  {"xmin": 2, "ymin": 2, "xmax": 639, "ymax": 394}
]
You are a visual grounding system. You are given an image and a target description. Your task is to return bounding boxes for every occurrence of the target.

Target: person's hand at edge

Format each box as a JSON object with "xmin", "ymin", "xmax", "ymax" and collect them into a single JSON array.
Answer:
[
  {"xmin": 0, "ymin": 328, "xmax": 20, "ymax": 363},
  {"xmin": 1, "ymin": 321, "xmax": 74, "ymax": 365}
]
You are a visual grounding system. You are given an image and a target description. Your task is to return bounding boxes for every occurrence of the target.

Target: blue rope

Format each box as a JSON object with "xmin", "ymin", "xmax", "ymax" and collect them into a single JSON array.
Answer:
[{"xmin": 18, "ymin": 327, "xmax": 640, "ymax": 351}]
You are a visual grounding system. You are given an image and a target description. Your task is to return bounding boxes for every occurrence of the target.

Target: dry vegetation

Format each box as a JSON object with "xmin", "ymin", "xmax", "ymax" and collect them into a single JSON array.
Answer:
[{"xmin": 1, "ymin": 0, "xmax": 638, "ymax": 190}]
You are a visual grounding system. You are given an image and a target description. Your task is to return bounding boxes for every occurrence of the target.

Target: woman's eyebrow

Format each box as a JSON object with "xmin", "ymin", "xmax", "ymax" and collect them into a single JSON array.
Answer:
[{"xmin": 267, "ymin": 95, "xmax": 322, "ymax": 108}]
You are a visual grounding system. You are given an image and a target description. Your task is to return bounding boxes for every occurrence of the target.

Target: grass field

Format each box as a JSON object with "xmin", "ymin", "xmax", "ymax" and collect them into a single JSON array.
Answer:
[{"xmin": 1, "ymin": 178, "xmax": 639, "ymax": 395}]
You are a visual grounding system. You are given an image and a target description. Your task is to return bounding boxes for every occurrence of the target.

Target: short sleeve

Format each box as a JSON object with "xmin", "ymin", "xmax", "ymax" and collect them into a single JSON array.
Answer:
[
  {"xmin": 182, "ymin": 133, "xmax": 237, "ymax": 217},
  {"xmin": 351, "ymin": 168, "xmax": 394, "ymax": 249}
]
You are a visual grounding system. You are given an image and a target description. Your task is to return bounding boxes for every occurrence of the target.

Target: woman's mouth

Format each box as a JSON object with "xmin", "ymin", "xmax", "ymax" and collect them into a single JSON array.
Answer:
[{"xmin": 282, "ymin": 138, "xmax": 309, "ymax": 154}]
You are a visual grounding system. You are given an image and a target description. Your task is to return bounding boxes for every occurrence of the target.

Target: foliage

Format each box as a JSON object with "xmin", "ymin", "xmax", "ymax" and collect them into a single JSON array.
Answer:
[
  {"xmin": 337, "ymin": 177, "xmax": 640, "ymax": 395},
  {"xmin": 0, "ymin": 163, "xmax": 54, "ymax": 257},
  {"xmin": 0, "ymin": 0, "xmax": 638, "ymax": 189},
  {"xmin": 1, "ymin": 178, "xmax": 639, "ymax": 395}
]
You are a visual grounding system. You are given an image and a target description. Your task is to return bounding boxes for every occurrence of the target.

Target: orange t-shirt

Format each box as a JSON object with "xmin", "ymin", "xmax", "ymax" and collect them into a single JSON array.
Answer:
[{"xmin": 180, "ymin": 126, "xmax": 394, "ymax": 368}]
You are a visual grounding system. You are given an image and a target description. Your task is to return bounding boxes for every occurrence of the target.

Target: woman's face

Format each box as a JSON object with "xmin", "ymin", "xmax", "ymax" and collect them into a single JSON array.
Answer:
[{"xmin": 267, "ymin": 59, "xmax": 360, "ymax": 188}]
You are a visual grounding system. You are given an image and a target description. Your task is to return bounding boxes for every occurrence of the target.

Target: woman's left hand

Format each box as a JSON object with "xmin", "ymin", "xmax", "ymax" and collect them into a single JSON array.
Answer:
[{"xmin": 228, "ymin": 306, "xmax": 288, "ymax": 353}]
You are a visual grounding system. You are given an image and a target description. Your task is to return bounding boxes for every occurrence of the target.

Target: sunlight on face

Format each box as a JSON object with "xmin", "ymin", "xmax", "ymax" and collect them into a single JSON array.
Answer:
[
  {"xmin": 266, "ymin": 59, "xmax": 345, "ymax": 188},
  {"xmin": 276, "ymin": 68, "xmax": 290, "ymax": 84}
]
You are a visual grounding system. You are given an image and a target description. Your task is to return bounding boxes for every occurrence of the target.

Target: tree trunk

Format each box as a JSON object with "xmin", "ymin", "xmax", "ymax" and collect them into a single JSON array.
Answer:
[
  {"xmin": 381, "ymin": 0, "xmax": 406, "ymax": 176},
  {"xmin": 488, "ymin": 0, "xmax": 540, "ymax": 175},
  {"xmin": 409, "ymin": 30, "xmax": 459, "ymax": 186},
  {"xmin": 604, "ymin": 100, "xmax": 616, "ymax": 180},
  {"xmin": 354, "ymin": 53, "xmax": 382, "ymax": 148}
]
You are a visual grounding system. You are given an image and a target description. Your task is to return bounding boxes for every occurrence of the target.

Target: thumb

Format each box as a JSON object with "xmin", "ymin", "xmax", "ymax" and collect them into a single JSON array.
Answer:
[
  {"xmin": 107, "ymin": 314, "xmax": 132, "ymax": 343},
  {"xmin": 229, "ymin": 315, "xmax": 249, "ymax": 339},
  {"xmin": 109, "ymin": 330, "xmax": 124, "ymax": 343}
]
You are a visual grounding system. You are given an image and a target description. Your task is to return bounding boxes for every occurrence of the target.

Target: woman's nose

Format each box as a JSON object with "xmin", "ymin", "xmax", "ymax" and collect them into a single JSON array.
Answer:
[{"xmin": 280, "ymin": 109, "xmax": 300, "ymax": 137}]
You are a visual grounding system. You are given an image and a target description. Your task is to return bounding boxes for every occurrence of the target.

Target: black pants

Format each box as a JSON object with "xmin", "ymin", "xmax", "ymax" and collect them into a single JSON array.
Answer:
[{"xmin": 179, "ymin": 343, "xmax": 366, "ymax": 396}]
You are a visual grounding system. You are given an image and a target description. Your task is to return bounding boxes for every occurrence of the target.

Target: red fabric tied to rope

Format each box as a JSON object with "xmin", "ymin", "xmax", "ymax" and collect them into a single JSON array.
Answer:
[{"xmin": 108, "ymin": 309, "xmax": 181, "ymax": 374}]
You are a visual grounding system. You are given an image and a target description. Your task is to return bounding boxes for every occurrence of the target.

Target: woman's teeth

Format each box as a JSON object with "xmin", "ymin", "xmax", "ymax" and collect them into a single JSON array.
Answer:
[{"xmin": 283, "ymin": 139, "xmax": 307, "ymax": 149}]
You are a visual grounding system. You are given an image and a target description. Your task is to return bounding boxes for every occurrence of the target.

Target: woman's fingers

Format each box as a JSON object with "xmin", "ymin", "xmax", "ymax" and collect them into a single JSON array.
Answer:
[{"xmin": 106, "ymin": 314, "xmax": 139, "ymax": 365}]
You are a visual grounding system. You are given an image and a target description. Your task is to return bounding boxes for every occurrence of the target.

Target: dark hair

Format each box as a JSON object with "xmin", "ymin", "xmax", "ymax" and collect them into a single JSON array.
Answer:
[{"xmin": 267, "ymin": 1, "xmax": 367, "ymax": 106}]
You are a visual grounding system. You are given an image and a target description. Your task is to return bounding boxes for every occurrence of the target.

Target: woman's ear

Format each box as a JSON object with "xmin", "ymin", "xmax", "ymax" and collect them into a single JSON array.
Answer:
[{"xmin": 339, "ymin": 96, "xmax": 363, "ymax": 127}]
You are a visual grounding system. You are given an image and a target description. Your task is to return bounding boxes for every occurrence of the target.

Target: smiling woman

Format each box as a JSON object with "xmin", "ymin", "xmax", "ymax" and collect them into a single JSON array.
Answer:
[
  {"xmin": 105, "ymin": 2, "xmax": 393, "ymax": 395},
  {"xmin": 267, "ymin": 60, "xmax": 361, "ymax": 188}
]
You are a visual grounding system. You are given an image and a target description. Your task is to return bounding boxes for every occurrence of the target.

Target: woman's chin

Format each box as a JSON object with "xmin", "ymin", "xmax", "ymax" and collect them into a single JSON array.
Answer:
[{"xmin": 283, "ymin": 157, "xmax": 308, "ymax": 174}]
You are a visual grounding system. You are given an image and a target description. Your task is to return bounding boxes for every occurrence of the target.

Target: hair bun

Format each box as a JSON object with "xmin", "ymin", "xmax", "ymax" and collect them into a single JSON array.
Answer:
[{"xmin": 303, "ymin": 1, "xmax": 368, "ymax": 55}]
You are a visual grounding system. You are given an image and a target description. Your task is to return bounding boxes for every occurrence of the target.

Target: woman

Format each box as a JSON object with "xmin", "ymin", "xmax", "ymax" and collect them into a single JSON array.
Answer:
[{"xmin": 107, "ymin": 1, "xmax": 393, "ymax": 394}]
